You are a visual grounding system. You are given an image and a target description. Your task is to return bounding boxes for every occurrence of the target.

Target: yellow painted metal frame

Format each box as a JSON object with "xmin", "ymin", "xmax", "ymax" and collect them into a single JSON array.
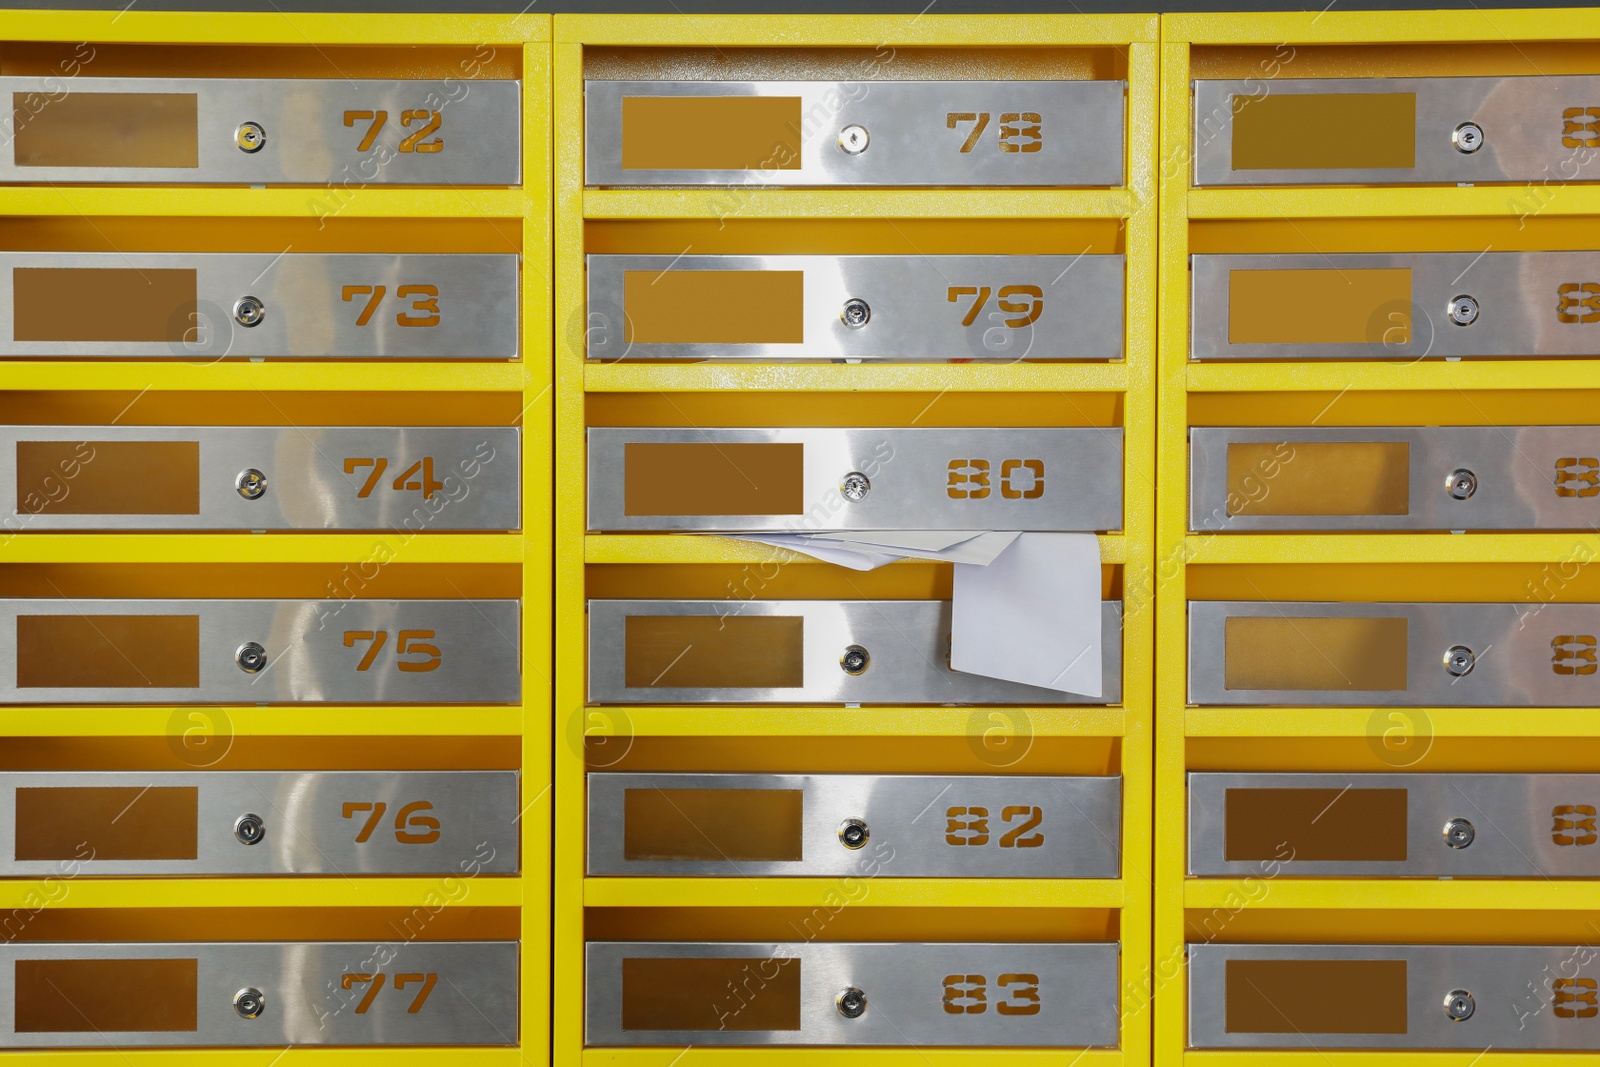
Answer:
[
  {"xmin": 1156, "ymin": 10, "xmax": 1600, "ymax": 1067},
  {"xmin": 0, "ymin": 10, "xmax": 551, "ymax": 1065},
  {"xmin": 554, "ymin": 13, "xmax": 1157, "ymax": 1066}
]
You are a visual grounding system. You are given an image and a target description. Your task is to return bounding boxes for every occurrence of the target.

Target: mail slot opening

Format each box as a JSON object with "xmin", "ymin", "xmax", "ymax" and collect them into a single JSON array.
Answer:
[
  {"xmin": 1231, "ymin": 93, "xmax": 1416, "ymax": 171},
  {"xmin": 1229, "ymin": 269, "xmax": 1412, "ymax": 345},
  {"xmin": 624, "ymin": 442, "xmax": 804, "ymax": 517},
  {"xmin": 622, "ymin": 956, "xmax": 801, "ymax": 1031},
  {"xmin": 624, "ymin": 787, "xmax": 804, "ymax": 861},
  {"xmin": 1224, "ymin": 616, "xmax": 1408, "ymax": 691},
  {"xmin": 15, "ymin": 957, "xmax": 198, "ymax": 1032},
  {"xmin": 1226, "ymin": 787, "xmax": 1407, "ymax": 861},
  {"xmin": 1226, "ymin": 959, "xmax": 1407, "ymax": 1034},
  {"xmin": 16, "ymin": 614, "xmax": 201, "ymax": 688},
  {"xmin": 1227, "ymin": 442, "xmax": 1410, "ymax": 516},
  {"xmin": 624, "ymin": 615, "xmax": 804, "ymax": 689},
  {"xmin": 16, "ymin": 786, "xmax": 198, "ymax": 861},
  {"xmin": 18, "ymin": 441, "xmax": 200, "ymax": 516}
]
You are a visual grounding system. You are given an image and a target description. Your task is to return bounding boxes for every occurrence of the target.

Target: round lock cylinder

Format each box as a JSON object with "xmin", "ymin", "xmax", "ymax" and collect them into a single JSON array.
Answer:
[
  {"xmin": 233, "ymin": 987, "xmax": 266, "ymax": 1019},
  {"xmin": 838, "ymin": 124, "xmax": 870, "ymax": 154},
  {"xmin": 841, "ymin": 298, "xmax": 871, "ymax": 328},
  {"xmin": 235, "ymin": 121, "xmax": 266, "ymax": 153},
  {"xmin": 1447, "ymin": 294, "xmax": 1480, "ymax": 326},
  {"xmin": 1445, "ymin": 468, "xmax": 1477, "ymax": 500},
  {"xmin": 1444, "ymin": 645, "xmax": 1476, "ymax": 677},
  {"xmin": 1443, "ymin": 817, "xmax": 1476, "ymax": 849},
  {"xmin": 840, "ymin": 644, "xmax": 870, "ymax": 676},
  {"xmin": 838, "ymin": 817, "xmax": 870, "ymax": 850},
  {"xmin": 234, "ymin": 813, "xmax": 266, "ymax": 846},
  {"xmin": 1444, "ymin": 989, "xmax": 1475, "ymax": 1021},
  {"xmin": 836, "ymin": 986, "xmax": 868, "ymax": 1018},
  {"xmin": 1453, "ymin": 122, "xmax": 1484, "ymax": 153},
  {"xmin": 235, "ymin": 641, "xmax": 268, "ymax": 674},
  {"xmin": 840, "ymin": 471, "xmax": 871, "ymax": 501},
  {"xmin": 233, "ymin": 295, "xmax": 266, "ymax": 328},
  {"xmin": 235, "ymin": 468, "xmax": 268, "ymax": 500}
]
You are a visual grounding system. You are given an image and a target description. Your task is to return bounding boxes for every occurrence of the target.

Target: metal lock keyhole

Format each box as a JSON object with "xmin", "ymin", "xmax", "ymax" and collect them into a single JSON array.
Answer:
[
  {"xmin": 1444, "ymin": 989, "xmax": 1475, "ymax": 1021},
  {"xmin": 233, "ymin": 986, "xmax": 266, "ymax": 1018},
  {"xmin": 841, "ymin": 471, "xmax": 871, "ymax": 501},
  {"xmin": 235, "ymin": 121, "xmax": 267, "ymax": 153},
  {"xmin": 1445, "ymin": 468, "xmax": 1477, "ymax": 501},
  {"xmin": 841, "ymin": 644, "xmax": 870, "ymax": 676},
  {"xmin": 1453, "ymin": 122, "xmax": 1484, "ymax": 154},
  {"xmin": 235, "ymin": 641, "xmax": 268, "ymax": 674},
  {"xmin": 233, "ymin": 295, "xmax": 266, "ymax": 328},
  {"xmin": 836, "ymin": 986, "xmax": 868, "ymax": 1018},
  {"xmin": 1443, "ymin": 817, "xmax": 1476, "ymax": 849},
  {"xmin": 841, "ymin": 298, "xmax": 871, "ymax": 329},
  {"xmin": 838, "ymin": 124, "xmax": 870, "ymax": 154},
  {"xmin": 234, "ymin": 812, "xmax": 266, "ymax": 846},
  {"xmin": 235, "ymin": 468, "xmax": 268, "ymax": 500},
  {"xmin": 838, "ymin": 817, "xmax": 870, "ymax": 850},
  {"xmin": 1444, "ymin": 645, "xmax": 1476, "ymax": 677},
  {"xmin": 1447, "ymin": 294, "xmax": 1480, "ymax": 327}
]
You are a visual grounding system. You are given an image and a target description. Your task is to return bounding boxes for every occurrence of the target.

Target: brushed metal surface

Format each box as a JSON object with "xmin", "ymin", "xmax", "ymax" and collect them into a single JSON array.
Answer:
[
  {"xmin": 1190, "ymin": 772, "xmax": 1600, "ymax": 877},
  {"xmin": 587, "ymin": 427, "xmax": 1123, "ymax": 532},
  {"xmin": 0, "ymin": 598, "xmax": 520, "ymax": 704},
  {"xmin": 589, "ymin": 598, "xmax": 1122, "ymax": 705},
  {"xmin": 1193, "ymin": 76, "xmax": 1600, "ymax": 186},
  {"xmin": 586, "ymin": 80, "xmax": 1125, "ymax": 186},
  {"xmin": 0, "ymin": 253, "xmax": 517, "ymax": 359},
  {"xmin": 1190, "ymin": 943, "xmax": 1600, "ymax": 1049},
  {"xmin": 587, "ymin": 773, "xmax": 1120, "ymax": 877},
  {"xmin": 586, "ymin": 254, "xmax": 1124, "ymax": 361},
  {"xmin": 1, "ymin": 426, "xmax": 517, "ymax": 530},
  {"xmin": 1189, "ymin": 601, "xmax": 1600, "ymax": 707},
  {"xmin": 1190, "ymin": 426, "xmax": 1600, "ymax": 532},
  {"xmin": 1, "ymin": 78, "xmax": 520, "ymax": 185},
  {"xmin": 1193, "ymin": 253, "xmax": 1600, "ymax": 361},
  {"xmin": 586, "ymin": 941, "xmax": 1119, "ymax": 1046},
  {"xmin": 0, "ymin": 771, "xmax": 519, "ymax": 876},
  {"xmin": 0, "ymin": 941, "xmax": 517, "ymax": 1046}
]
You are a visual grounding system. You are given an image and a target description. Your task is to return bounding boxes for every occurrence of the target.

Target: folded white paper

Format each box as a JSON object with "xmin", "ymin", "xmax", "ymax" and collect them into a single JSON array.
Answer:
[{"xmin": 951, "ymin": 532, "xmax": 1102, "ymax": 697}]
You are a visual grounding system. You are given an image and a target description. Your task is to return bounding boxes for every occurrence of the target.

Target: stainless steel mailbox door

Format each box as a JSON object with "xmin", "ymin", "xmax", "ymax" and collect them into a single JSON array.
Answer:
[
  {"xmin": 589, "ymin": 599, "xmax": 1122, "ymax": 705},
  {"xmin": 1188, "ymin": 601, "xmax": 1600, "ymax": 707},
  {"xmin": 0, "ymin": 941, "xmax": 517, "ymax": 1046},
  {"xmin": 585, "ymin": 80, "xmax": 1125, "ymax": 187},
  {"xmin": 2, "ymin": 426, "xmax": 517, "ymax": 531},
  {"xmin": 1193, "ymin": 76, "xmax": 1600, "ymax": 186},
  {"xmin": 0, "ymin": 771, "xmax": 519, "ymax": 876},
  {"xmin": 2, "ymin": 78, "xmax": 520, "ymax": 185},
  {"xmin": 0, "ymin": 253, "xmax": 517, "ymax": 359},
  {"xmin": 1190, "ymin": 943, "xmax": 1600, "ymax": 1049},
  {"xmin": 587, "ymin": 773, "xmax": 1120, "ymax": 877},
  {"xmin": 587, "ymin": 427, "xmax": 1123, "ymax": 533},
  {"xmin": 585, "ymin": 254, "xmax": 1124, "ymax": 362},
  {"xmin": 586, "ymin": 941, "xmax": 1119, "ymax": 1046},
  {"xmin": 1190, "ymin": 426, "xmax": 1600, "ymax": 532},
  {"xmin": 0, "ymin": 599, "xmax": 520, "ymax": 704},
  {"xmin": 1190, "ymin": 772, "xmax": 1600, "ymax": 877},
  {"xmin": 1193, "ymin": 253, "xmax": 1600, "ymax": 361}
]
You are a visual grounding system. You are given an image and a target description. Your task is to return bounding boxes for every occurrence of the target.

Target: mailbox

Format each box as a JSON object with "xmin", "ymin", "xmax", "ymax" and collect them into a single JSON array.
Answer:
[
  {"xmin": 587, "ymin": 773, "xmax": 1120, "ymax": 877},
  {"xmin": 585, "ymin": 80, "xmax": 1124, "ymax": 186}
]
